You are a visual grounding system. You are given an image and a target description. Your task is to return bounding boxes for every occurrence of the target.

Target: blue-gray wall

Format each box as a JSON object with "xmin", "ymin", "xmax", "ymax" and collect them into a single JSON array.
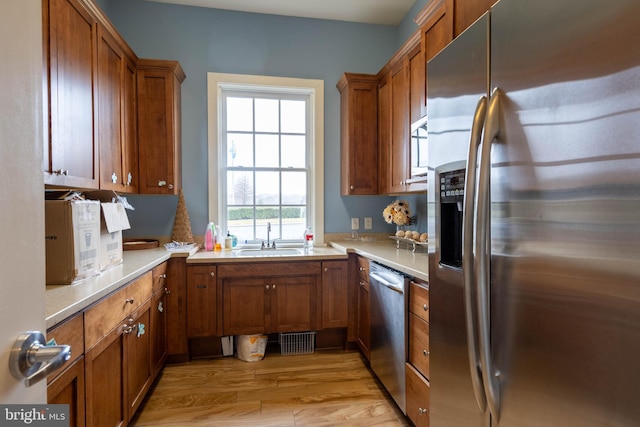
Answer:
[{"xmin": 99, "ymin": 0, "xmax": 428, "ymax": 239}]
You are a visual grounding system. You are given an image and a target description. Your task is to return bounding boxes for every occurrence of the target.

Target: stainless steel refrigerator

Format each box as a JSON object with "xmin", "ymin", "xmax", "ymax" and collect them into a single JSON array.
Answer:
[{"xmin": 427, "ymin": 0, "xmax": 640, "ymax": 426}]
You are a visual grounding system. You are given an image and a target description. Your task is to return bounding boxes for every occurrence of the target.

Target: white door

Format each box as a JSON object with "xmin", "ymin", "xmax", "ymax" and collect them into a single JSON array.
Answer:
[{"xmin": 0, "ymin": 0, "xmax": 47, "ymax": 403}]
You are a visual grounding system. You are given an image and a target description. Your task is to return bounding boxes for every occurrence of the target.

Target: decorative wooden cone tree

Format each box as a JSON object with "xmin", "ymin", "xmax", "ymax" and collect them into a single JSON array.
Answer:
[{"xmin": 171, "ymin": 189, "xmax": 194, "ymax": 243}]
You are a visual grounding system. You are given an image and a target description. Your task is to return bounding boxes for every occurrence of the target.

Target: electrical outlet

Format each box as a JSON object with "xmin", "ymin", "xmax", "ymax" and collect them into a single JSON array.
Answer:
[
  {"xmin": 351, "ymin": 217, "xmax": 360, "ymax": 230},
  {"xmin": 364, "ymin": 217, "xmax": 372, "ymax": 230}
]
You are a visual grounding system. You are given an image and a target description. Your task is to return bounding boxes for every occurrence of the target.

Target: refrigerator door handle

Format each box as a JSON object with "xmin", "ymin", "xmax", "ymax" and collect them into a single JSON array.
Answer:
[
  {"xmin": 463, "ymin": 95, "xmax": 488, "ymax": 413},
  {"xmin": 475, "ymin": 87, "xmax": 503, "ymax": 421}
]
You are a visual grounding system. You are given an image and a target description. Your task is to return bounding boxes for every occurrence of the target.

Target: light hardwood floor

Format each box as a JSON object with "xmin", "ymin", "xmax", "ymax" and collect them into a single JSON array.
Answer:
[{"xmin": 130, "ymin": 348, "xmax": 412, "ymax": 426}]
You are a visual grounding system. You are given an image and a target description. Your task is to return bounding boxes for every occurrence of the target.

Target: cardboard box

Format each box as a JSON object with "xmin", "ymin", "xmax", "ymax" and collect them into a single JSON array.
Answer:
[
  {"xmin": 45, "ymin": 199, "xmax": 101, "ymax": 285},
  {"xmin": 98, "ymin": 202, "xmax": 131, "ymax": 271}
]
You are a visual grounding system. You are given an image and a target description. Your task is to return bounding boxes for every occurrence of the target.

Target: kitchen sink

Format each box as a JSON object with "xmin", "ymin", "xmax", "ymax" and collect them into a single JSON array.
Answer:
[{"xmin": 234, "ymin": 248, "xmax": 304, "ymax": 257}]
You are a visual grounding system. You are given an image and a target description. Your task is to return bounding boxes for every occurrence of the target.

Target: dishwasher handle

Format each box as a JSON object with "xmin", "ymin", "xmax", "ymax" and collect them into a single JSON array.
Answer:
[{"xmin": 369, "ymin": 271, "xmax": 405, "ymax": 293}]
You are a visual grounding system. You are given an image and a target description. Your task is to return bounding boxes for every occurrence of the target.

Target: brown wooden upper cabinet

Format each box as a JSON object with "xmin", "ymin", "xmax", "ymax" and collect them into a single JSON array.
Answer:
[
  {"xmin": 454, "ymin": 0, "xmax": 495, "ymax": 37},
  {"xmin": 377, "ymin": 31, "xmax": 432, "ymax": 194},
  {"xmin": 44, "ymin": 0, "xmax": 100, "ymax": 189},
  {"xmin": 96, "ymin": 24, "xmax": 139, "ymax": 193},
  {"xmin": 44, "ymin": 0, "xmax": 184, "ymax": 195},
  {"xmin": 137, "ymin": 59, "xmax": 186, "ymax": 195},
  {"xmin": 339, "ymin": 0, "xmax": 480, "ymax": 195},
  {"xmin": 388, "ymin": 57, "xmax": 411, "ymax": 193},
  {"xmin": 337, "ymin": 73, "xmax": 379, "ymax": 195},
  {"xmin": 377, "ymin": 73, "xmax": 392, "ymax": 195}
]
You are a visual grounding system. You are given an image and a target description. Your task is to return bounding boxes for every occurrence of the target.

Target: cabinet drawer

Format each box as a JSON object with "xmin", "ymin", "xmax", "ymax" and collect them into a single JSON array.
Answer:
[
  {"xmin": 152, "ymin": 262, "xmax": 168, "ymax": 294},
  {"xmin": 409, "ymin": 313, "xmax": 430, "ymax": 379},
  {"xmin": 47, "ymin": 313, "xmax": 84, "ymax": 382},
  {"xmin": 409, "ymin": 280, "xmax": 429, "ymax": 322},
  {"xmin": 406, "ymin": 362, "xmax": 430, "ymax": 427},
  {"xmin": 85, "ymin": 271, "xmax": 152, "ymax": 349},
  {"xmin": 356, "ymin": 256, "xmax": 370, "ymax": 282}
]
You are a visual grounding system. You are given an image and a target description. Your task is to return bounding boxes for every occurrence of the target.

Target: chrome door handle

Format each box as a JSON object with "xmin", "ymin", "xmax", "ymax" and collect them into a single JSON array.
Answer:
[
  {"xmin": 463, "ymin": 95, "xmax": 488, "ymax": 413},
  {"xmin": 476, "ymin": 87, "xmax": 503, "ymax": 421},
  {"xmin": 9, "ymin": 331, "xmax": 71, "ymax": 387}
]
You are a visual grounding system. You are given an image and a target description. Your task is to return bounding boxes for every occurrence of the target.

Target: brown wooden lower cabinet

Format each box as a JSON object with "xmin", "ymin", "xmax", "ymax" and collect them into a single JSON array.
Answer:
[
  {"xmin": 85, "ymin": 300, "xmax": 152, "ymax": 426},
  {"xmin": 222, "ymin": 275, "xmax": 317, "ymax": 335},
  {"xmin": 218, "ymin": 262, "xmax": 322, "ymax": 336},
  {"xmin": 150, "ymin": 278, "xmax": 168, "ymax": 378},
  {"xmin": 187, "ymin": 265, "xmax": 218, "ymax": 337},
  {"xmin": 85, "ymin": 323, "xmax": 126, "ymax": 427},
  {"xmin": 409, "ymin": 313, "xmax": 430, "ymax": 378},
  {"xmin": 166, "ymin": 257, "xmax": 188, "ymax": 362},
  {"xmin": 125, "ymin": 306, "xmax": 152, "ymax": 420},
  {"xmin": 320, "ymin": 260, "xmax": 349, "ymax": 329},
  {"xmin": 355, "ymin": 256, "xmax": 371, "ymax": 360},
  {"xmin": 46, "ymin": 313, "xmax": 85, "ymax": 427},
  {"xmin": 406, "ymin": 362, "xmax": 430, "ymax": 427},
  {"xmin": 47, "ymin": 356, "xmax": 85, "ymax": 427},
  {"xmin": 356, "ymin": 276, "xmax": 370, "ymax": 359}
]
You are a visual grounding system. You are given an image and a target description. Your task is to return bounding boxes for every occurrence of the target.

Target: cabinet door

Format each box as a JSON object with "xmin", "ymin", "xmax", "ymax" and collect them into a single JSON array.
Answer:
[
  {"xmin": 45, "ymin": 0, "xmax": 98, "ymax": 189},
  {"xmin": 85, "ymin": 325, "xmax": 126, "ymax": 427},
  {"xmin": 96, "ymin": 25, "xmax": 138, "ymax": 193},
  {"xmin": 150, "ymin": 288, "xmax": 167, "ymax": 378},
  {"xmin": 320, "ymin": 261, "xmax": 349, "ymax": 329},
  {"xmin": 377, "ymin": 75, "xmax": 391, "ymax": 195},
  {"xmin": 47, "ymin": 356, "xmax": 85, "ymax": 427},
  {"xmin": 389, "ymin": 60, "xmax": 410, "ymax": 193},
  {"xmin": 357, "ymin": 277, "xmax": 371, "ymax": 360},
  {"xmin": 122, "ymin": 56, "xmax": 138, "ymax": 192},
  {"xmin": 454, "ymin": 0, "xmax": 493, "ymax": 37},
  {"xmin": 337, "ymin": 73, "xmax": 379, "ymax": 195},
  {"xmin": 408, "ymin": 44, "xmax": 426, "ymax": 124},
  {"xmin": 406, "ymin": 363, "xmax": 430, "ymax": 427},
  {"xmin": 409, "ymin": 313, "xmax": 430, "ymax": 379},
  {"xmin": 124, "ymin": 306, "xmax": 152, "ymax": 422},
  {"xmin": 166, "ymin": 257, "xmax": 188, "ymax": 361},
  {"xmin": 223, "ymin": 278, "xmax": 267, "ymax": 335},
  {"xmin": 187, "ymin": 265, "xmax": 217, "ymax": 337},
  {"xmin": 407, "ymin": 43, "xmax": 429, "ymax": 193},
  {"xmin": 137, "ymin": 60, "xmax": 185, "ymax": 195},
  {"xmin": 150, "ymin": 263, "xmax": 168, "ymax": 377},
  {"xmin": 96, "ymin": 25, "xmax": 125, "ymax": 191},
  {"xmin": 271, "ymin": 276, "xmax": 317, "ymax": 333}
]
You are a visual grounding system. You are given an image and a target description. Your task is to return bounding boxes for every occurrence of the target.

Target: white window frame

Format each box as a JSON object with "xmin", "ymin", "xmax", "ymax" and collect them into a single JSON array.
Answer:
[{"xmin": 207, "ymin": 72, "xmax": 325, "ymax": 244}]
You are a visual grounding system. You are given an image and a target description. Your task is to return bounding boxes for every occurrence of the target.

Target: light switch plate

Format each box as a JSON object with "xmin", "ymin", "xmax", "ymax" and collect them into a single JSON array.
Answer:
[
  {"xmin": 364, "ymin": 217, "xmax": 372, "ymax": 229},
  {"xmin": 351, "ymin": 218, "xmax": 359, "ymax": 230}
]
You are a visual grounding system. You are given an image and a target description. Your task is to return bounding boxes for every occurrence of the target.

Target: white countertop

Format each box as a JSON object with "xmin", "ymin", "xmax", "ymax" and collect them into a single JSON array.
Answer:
[
  {"xmin": 45, "ymin": 239, "xmax": 427, "ymax": 329},
  {"xmin": 45, "ymin": 247, "xmax": 193, "ymax": 329},
  {"xmin": 329, "ymin": 239, "xmax": 428, "ymax": 282}
]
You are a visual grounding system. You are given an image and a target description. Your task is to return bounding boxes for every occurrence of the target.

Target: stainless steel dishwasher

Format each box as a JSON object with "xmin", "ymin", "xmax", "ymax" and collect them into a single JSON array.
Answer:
[{"xmin": 369, "ymin": 261, "xmax": 409, "ymax": 414}]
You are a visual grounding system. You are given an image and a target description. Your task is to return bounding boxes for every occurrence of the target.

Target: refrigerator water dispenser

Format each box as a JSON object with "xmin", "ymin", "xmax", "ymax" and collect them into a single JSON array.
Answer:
[{"xmin": 439, "ymin": 167, "xmax": 465, "ymax": 269}]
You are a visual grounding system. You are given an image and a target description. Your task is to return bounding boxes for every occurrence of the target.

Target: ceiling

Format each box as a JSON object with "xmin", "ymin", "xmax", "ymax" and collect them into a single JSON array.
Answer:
[{"xmin": 143, "ymin": 0, "xmax": 417, "ymax": 25}]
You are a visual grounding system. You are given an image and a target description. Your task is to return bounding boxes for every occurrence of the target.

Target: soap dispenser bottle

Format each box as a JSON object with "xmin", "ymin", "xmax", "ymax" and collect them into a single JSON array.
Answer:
[{"xmin": 204, "ymin": 222, "xmax": 215, "ymax": 251}]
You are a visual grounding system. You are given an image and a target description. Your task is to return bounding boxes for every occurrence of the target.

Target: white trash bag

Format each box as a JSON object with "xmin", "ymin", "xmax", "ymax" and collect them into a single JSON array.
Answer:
[{"xmin": 236, "ymin": 334, "xmax": 268, "ymax": 362}]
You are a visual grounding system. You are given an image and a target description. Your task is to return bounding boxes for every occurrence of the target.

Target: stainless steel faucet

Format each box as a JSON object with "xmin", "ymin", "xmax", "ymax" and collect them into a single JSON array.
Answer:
[
  {"xmin": 261, "ymin": 222, "xmax": 276, "ymax": 249},
  {"xmin": 267, "ymin": 222, "xmax": 271, "ymax": 247}
]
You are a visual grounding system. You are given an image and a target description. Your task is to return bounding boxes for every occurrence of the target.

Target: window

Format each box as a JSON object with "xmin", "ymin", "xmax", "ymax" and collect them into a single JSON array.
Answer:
[{"xmin": 207, "ymin": 73, "xmax": 324, "ymax": 244}]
